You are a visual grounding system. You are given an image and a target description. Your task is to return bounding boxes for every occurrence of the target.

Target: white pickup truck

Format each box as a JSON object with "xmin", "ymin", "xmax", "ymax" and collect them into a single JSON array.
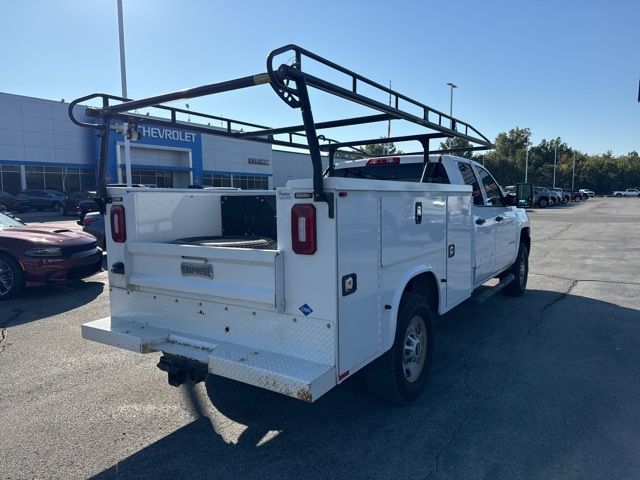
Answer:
[
  {"xmin": 612, "ymin": 188, "xmax": 640, "ymax": 197},
  {"xmin": 70, "ymin": 45, "xmax": 533, "ymax": 403}
]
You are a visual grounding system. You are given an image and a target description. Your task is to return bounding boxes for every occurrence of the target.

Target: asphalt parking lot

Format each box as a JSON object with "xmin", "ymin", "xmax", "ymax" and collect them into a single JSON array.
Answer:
[{"xmin": 1, "ymin": 198, "xmax": 639, "ymax": 480}]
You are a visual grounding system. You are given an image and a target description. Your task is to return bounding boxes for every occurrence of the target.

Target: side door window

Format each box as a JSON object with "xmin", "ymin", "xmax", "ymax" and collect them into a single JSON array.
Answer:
[
  {"xmin": 456, "ymin": 162, "xmax": 484, "ymax": 205},
  {"xmin": 475, "ymin": 166, "xmax": 503, "ymax": 206}
]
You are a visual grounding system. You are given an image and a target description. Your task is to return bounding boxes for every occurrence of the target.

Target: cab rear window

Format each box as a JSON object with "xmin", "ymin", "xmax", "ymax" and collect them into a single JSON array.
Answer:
[{"xmin": 331, "ymin": 163, "xmax": 449, "ymax": 183}]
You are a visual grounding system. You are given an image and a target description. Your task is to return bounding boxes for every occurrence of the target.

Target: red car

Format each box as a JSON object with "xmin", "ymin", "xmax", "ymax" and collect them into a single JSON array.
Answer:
[{"xmin": 0, "ymin": 212, "xmax": 102, "ymax": 299}]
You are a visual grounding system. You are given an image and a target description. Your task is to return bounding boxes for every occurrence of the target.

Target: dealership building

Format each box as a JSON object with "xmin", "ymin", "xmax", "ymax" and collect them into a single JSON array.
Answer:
[{"xmin": 0, "ymin": 91, "xmax": 319, "ymax": 195}]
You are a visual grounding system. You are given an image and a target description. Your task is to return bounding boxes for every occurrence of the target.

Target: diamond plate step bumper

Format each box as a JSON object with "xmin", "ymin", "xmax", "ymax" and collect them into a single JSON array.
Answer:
[{"xmin": 82, "ymin": 317, "xmax": 336, "ymax": 402}]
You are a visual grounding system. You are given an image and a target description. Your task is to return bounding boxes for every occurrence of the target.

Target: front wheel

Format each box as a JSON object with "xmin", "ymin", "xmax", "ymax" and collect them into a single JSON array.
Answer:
[
  {"xmin": 0, "ymin": 253, "xmax": 25, "ymax": 300},
  {"xmin": 365, "ymin": 293, "xmax": 434, "ymax": 403},
  {"xmin": 504, "ymin": 243, "xmax": 529, "ymax": 297},
  {"xmin": 58, "ymin": 203, "xmax": 66, "ymax": 215}
]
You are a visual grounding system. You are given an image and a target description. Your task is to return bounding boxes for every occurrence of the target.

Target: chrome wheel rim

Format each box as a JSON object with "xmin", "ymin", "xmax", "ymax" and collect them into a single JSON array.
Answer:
[
  {"xmin": 403, "ymin": 315, "xmax": 427, "ymax": 383},
  {"xmin": 0, "ymin": 259, "xmax": 14, "ymax": 296}
]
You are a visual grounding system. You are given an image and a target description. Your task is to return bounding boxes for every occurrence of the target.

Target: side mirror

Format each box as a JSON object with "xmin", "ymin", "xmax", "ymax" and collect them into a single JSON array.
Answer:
[{"xmin": 516, "ymin": 183, "xmax": 534, "ymax": 208}]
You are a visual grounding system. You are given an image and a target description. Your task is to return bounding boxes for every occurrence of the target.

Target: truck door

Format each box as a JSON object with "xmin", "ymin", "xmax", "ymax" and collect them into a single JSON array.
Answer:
[
  {"xmin": 456, "ymin": 162, "xmax": 495, "ymax": 284},
  {"xmin": 474, "ymin": 165, "xmax": 518, "ymax": 272}
]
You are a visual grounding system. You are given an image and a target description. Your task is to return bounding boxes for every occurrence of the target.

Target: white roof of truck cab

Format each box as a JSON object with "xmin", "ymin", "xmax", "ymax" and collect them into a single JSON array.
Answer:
[{"xmin": 333, "ymin": 154, "xmax": 480, "ymax": 169}]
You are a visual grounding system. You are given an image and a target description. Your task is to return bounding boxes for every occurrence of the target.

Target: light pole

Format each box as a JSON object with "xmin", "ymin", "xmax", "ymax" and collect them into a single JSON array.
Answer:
[
  {"xmin": 571, "ymin": 152, "xmax": 576, "ymax": 190},
  {"xmin": 524, "ymin": 132, "xmax": 531, "ymax": 183},
  {"xmin": 446, "ymin": 82, "xmax": 457, "ymax": 149},
  {"xmin": 524, "ymin": 144, "xmax": 529, "ymax": 183},
  {"xmin": 553, "ymin": 142, "xmax": 557, "ymax": 188},
  {"xmin": 117, "ymin": 0, "xmax": 132, "ymax": 187}
]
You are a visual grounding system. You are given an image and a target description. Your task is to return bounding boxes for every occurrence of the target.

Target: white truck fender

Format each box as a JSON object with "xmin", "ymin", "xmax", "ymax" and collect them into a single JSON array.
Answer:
[{"xmin": 382, "ymin": 264, "xmax": 442, "ymax": 353}]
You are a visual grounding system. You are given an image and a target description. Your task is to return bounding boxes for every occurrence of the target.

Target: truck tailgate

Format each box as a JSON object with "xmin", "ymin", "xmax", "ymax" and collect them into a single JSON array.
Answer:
[{"xmin": 125, "ymin": 241, "xmax": 284, "ymax": 310}]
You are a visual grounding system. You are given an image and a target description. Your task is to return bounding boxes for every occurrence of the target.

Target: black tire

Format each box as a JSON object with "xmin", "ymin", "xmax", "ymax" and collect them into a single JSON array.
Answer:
[
  {"xmin": 58, "ymin": 203, "xmax": 66, "ymax": 216},
  {"xmin": 365, "ymin": 293, "xmax": 434, "ymax": 403},
  {"xmin": 51, "ymin": 202, "xmax": 61, "ymax": 212},
  {"xmin": 0, "ymin": 203, "xmax": 6, "ymax": 212},
  {"xmin": 0, "ymin": 253, "xmax": 25, "ymax": 301},
  {"xmin": 538, "ymin": 198, "xmax": 548, "ymax": 208},
  {"xmin": 173, "ymin": 235, "xmax": 277, "ymax": 250},
  {"xmin": 615, "ymin": 193, "xmax": 622, "ymax": 197},
  {"xmin": 504, "ymin": 243, "xmax": 529, "ymax": 297}
]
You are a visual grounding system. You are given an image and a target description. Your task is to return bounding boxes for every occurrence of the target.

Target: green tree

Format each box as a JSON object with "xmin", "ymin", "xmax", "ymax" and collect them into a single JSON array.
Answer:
[
  {"xmin": 361, "ymin": 139, "xmax": 403, "ymax": 156},
  {"xmin": 439, "ymin": 137, "xmax": 474, "ymax": 159}
]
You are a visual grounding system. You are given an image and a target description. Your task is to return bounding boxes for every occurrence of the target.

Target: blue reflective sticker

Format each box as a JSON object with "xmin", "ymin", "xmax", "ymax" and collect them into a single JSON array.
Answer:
[{"xmin": 299, "ymin": 304, "xmax": 313, "ymax": 316}]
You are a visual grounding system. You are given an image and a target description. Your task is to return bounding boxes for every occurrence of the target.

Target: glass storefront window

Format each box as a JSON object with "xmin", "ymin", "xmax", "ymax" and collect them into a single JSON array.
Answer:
[
  {"xmin": 26, "ymin": 166, "xmax": 45, "ymax": 189},
  {"xmin": 124, "ymin": 168, "xmax": 174, "ymax": 188},
  {"xmin": 44, "ymin": 167, "xmax": 64, "ymax": 192},
  {"xmin": 203, "ymin": 173, "xmax": 232, "ymax": 187},
  {"xmin": 23, "ymin": 165, "xmax": 96, "ymax": 193},
  {"xmin": 232, "ymin": 174, "xmax": 269, "ymax": 190},
  {"xmin": 0, "ymin": 165, "xmax": 21, "ymax": 195}
]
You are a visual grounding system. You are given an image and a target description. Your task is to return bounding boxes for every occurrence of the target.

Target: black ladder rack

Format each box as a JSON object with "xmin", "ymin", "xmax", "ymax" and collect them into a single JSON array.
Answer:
[{"xmin": 69, "ymin": 44, "xmax": 493, "ymax": 214}]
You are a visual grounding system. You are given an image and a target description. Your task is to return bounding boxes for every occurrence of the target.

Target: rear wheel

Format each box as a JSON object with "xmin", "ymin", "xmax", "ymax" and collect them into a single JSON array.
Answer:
[
  {"xmin": 538, "ymin": 198, "xmax": 548, "ymax": 208},
  {"xmin": 504, "ymin": 243, "xmax": 528, "ymax": 297},
  {"xmin": 0, "ymin": 203, "xmax": 6, "ymax": 212},
  {"xmin": 58, "ymin": 203, "xmax": 66, "ymax": 215},
  {"xmin": 365, "ymin": 293, "xmax": 433, "ymax": 403},
  {"xmin": 0, "ymin": 253, "xmax": 25, "ymax": 300}
]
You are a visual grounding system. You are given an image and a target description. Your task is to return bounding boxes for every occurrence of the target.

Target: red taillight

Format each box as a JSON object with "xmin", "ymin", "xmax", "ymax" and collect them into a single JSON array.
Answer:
[
  {"xmin": 366, "ymin": 156, "xmax": 400, "ymax": 166},
  {"xmin": 291, "ymin": 204, "xmax": 316, "ymax": 255},
  {"xmin": 110, "ymin": 205, "xmax": 126, "ymax": 243}
]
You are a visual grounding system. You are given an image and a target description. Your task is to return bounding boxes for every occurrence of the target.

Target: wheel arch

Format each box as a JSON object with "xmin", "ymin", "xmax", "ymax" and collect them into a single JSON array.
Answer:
[
  {"xmin": 0, "ymin": 249, "xmax": 24, "ymax": 271},
  {"xmin": 519, "ymin": 226, "xmax": 531, "ymax": 252},
  {"xmin": 383, "ymin": 266, "xmax": 441, "ymax": 353}
]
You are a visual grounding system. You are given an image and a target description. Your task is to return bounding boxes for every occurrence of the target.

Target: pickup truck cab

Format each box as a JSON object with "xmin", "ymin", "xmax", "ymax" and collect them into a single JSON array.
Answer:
[{"xmin": 613, "ymin": 188, "xmax": 640, "ymax": 197}]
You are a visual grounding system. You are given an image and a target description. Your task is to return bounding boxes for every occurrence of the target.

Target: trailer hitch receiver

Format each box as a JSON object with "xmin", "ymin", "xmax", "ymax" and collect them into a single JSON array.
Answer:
[{"xmin": 157, "ymin": 354, "xmax": 208, "ymax": 387}]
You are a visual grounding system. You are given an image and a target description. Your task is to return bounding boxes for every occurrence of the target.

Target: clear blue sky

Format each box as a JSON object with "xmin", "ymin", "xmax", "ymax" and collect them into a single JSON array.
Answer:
[{"xmin": 3, "ymin": 0, "xmax": 639, "ymax": 155}]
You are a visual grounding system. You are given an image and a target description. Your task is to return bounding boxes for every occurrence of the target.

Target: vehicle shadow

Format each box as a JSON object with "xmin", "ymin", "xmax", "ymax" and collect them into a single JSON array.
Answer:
[
  {"xmin": 0, "ymin": 279, "xmax": 104, "ymax": 327},
  {"xmin": 92, "ymin": 289, "xmax": 640, "ymax": 480}
]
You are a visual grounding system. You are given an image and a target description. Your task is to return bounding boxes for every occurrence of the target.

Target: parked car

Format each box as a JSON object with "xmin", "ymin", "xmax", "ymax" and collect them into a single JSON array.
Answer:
[
  {"xmin": 60, "ymin": 191, "xmax": 98, "ymax": 217},
  {"xmin": 18, "ymin": 189, "xmax": 66, "ymax": 211},
  {"xmin": 612, "ymin": 188, "xmax": 640, "ymax": 197},
  {"xmin": 0, "ymin": 211, "xmax": 102, "ymax": 299},
  {"xmin": 568, "ymin": 190, "xmax": 582, "ymax": 202},
  {"xmin": 0, "ymin": 191, "xmax": 30, "ymax": 213},
  {"xmin": 533, "ymin": 187, "xmax": 551, "ymax": 208},
  {"xmin": 543, "ymin": 187, "xmax": 562, "ymax": 206},
  {"xmin": 79, "ymin": 211, "xmax": 105, "ymax": 250},
  {"xmin": 549, "ymin": 187, "xmax": 570, "ymax": 204},
  {"xmin": 579, "ymin": 189, "xmax": 595, "ymax": 198}
]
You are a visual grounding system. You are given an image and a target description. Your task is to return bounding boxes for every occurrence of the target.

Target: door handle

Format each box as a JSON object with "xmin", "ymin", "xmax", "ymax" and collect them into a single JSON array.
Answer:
[
  {"xmin": 495, "ymin": 216, "xmax": 504, "ymax": 222},
  {"xmin": 475, "ymin": 218, "xmax": 486, "ymax": 225}
]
